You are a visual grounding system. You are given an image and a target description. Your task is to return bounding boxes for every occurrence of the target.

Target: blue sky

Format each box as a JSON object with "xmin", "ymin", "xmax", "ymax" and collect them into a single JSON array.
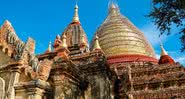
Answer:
[{"xmin": 0, "ymin": 0, "xmax": 184, "ymax": 64}]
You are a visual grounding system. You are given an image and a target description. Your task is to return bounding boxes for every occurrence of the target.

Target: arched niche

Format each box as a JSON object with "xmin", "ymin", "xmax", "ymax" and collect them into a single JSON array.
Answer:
[{"xmin": 5, "ymin": 48, "xmax": 8, "ymax": 54}]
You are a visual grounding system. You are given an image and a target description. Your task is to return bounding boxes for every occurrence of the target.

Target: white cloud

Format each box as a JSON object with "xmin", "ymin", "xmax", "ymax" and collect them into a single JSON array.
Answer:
[
  {"xmin": 175, "ymin": 56, "xmax": 185, "ymax": 63},
  {"xmin": 156, "ymin": 54, "xmax": 160, "ymax": 59},
  {"xmin": 173, "ymin": 54, "xmax": 185, "ymax": 65},
  {"xmin": 138, "ymin": 23, "xmax": 185, "ymax": 66},
  {"xmin": 140, "ymin": 23, "xmax": 167, "ymax": 47}
]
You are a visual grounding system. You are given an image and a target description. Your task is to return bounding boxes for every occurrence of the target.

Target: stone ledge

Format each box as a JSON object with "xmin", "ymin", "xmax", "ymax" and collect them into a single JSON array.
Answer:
[{"xmin": 14, "ymin": 79, "xmax": 52, "ymax": 91}]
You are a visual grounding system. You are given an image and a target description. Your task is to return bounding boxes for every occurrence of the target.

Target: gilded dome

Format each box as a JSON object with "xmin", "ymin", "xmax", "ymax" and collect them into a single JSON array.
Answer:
[{"xmin": 92, "ymin": 4, "xmax": 157, "ymax": 63}]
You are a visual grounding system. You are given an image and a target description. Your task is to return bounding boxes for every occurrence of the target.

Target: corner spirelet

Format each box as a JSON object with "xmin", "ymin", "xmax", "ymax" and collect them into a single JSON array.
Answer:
[{"xmin": 93, "ymin": 35, "xmax": 101, "ymax": 50}]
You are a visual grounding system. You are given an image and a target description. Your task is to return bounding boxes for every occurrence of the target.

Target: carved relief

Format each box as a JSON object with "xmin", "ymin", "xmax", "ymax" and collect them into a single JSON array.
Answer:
[
  {"xmin": 29, "ymin": 54, "xmax": 39, "ymax": 72},
  {"xmin": 0, "ymin": 20, "xmax": 27, "ymax": 61},
  {"xmin": 53, "ymin": 35, "xmax": 62, "ymax": 50},
  {"xmin": 87, "ymin": 75, "xmax": 111, "ymax": 99},
  {"xmin": 54, "ymin": 77, "xmax": 81, "ymax": 99},
  {"xmin": 25, "ymin": 59, "xmax": 52, "ymax": 81},
  {"xmin": 37, "ymin": 59, "xmax": 53, "ymax": 81}
]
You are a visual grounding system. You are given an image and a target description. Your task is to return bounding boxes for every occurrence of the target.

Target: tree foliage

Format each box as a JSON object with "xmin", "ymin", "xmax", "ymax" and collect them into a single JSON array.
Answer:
[{"xmin": 149, "ymin": 0, "xmax": 185, "ymax": 51}]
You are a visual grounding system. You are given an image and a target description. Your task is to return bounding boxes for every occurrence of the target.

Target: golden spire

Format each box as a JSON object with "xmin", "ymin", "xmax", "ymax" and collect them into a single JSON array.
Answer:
[
  {"xmin": 160, "ymin": 43, "xmax": 168, "ymax": 56},
  {"xmin": 47, "ymin": 41, "xmax": 52, "ymax": 52},
  {"xmin": 108, "ymin": 1, "xmax": 120, "ymax": 15},
  {"xmin": 61, "ymin": 33, "xmax": 68, "ymax": 48},
  {"xmin": 93, "ymin": 35, "xmax": 101, "ymax": 50},
  {"xmin": 45, "ymin": 42, "xmax": 52, "ymax": 53},
  {"xmin": 111, "ymin": 2, "xmax": 116, "ymax": 9},
  {"xmin": 72, "ymin": 4, "xmax": 80, "ymax": 22},
  {"xmin": 57, "ymin": 34, "xmax": 60, "ymax": 39}
]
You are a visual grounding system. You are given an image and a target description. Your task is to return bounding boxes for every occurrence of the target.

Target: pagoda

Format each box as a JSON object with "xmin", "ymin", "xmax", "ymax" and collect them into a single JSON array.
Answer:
[{"xmin": 0, "ymin": 2, "xmax": 184, "ymax": 99}]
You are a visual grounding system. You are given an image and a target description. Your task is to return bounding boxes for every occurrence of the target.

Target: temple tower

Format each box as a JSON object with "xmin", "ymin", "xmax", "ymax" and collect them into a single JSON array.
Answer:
[
  {"xmin": 92, "ymin": 3, "xmax": 157, "ymax": 65},
  {"xmin": 61, "ymin": 4, "xmax": 89, "ymax": 54},
  {"xmin": 91, "ymin": 2, "xmax": 158, "ymax": 98}
]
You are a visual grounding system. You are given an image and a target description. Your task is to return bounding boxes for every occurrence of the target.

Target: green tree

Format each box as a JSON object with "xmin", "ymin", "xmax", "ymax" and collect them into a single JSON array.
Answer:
[{"xmin": 149, "ymin": 0, "xmax": 185, "ymax": 51}]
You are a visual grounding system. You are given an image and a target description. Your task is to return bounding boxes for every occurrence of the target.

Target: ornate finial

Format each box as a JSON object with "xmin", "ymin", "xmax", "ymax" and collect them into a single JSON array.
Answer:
[
  {"xmin": 56, "ymin": 34, "xmax": 60, "ymax": 39},
  {"xmin": 48, "ymin": 41, "xmax": 52, "ymax": 52},
  {"xmin": 45, "ymin": 41, "xmax": 52, "ymax": 53},
  {"xmin": 93, "ymin": 35, "xmax": 101, "ymax": 50},
  {"xmin": 53, "ymin": 34, "xmax": 62, "ymax": 49},
  {"xmin": 160, "ymin": 43, "xmax": 168, "ymax": 56},
  {"xmin": 109, "ymin": 0, "xmax": 118, "ymax": 8},
  {"xmin": 110, "ymin": 2, "xmax": 116, "ymax": 9},
  {"xmin": 61, "ymin": 33, "xmax": 68, "ymax": 48},
  {"xmin": 108, "ymin": 0, "xmax": 120, "ymax": 15},
  {"xmin": 72, "ymin": 3, "xmax": 80, "ymax": 22}
]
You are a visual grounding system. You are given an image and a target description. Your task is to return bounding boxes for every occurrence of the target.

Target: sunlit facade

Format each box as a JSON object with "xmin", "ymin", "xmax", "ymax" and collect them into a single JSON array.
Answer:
[{"xmin": 0, "ymin": 2, "xmax": 184, "ymax": 99}]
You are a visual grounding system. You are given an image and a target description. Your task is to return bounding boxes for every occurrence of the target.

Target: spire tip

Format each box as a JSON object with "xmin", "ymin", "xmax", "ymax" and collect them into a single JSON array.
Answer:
[
  {"xmin": 160, "ymin": 43, "xmax": 168, "ymax": 56},
  {"xmin": 93, "ymin": 35, "xmax": 101, "ymax": 51},
  {"xmin": 72, "ymin": 2, "xmax": 80, "ymax": 22}
]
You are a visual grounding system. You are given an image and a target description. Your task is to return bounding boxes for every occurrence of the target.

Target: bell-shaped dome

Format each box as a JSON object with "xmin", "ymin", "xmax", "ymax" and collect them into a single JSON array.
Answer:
[
  {"xmin": 62, "ymin": 23, "xmax": 88, "ymax": 47},
  {"xmin": 61, "ymin": 5, "xmax": 89, "ymax": 49},
  {"xmin": 92, "ymin": 3, "xmax": 157, "ymax": 64}
]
